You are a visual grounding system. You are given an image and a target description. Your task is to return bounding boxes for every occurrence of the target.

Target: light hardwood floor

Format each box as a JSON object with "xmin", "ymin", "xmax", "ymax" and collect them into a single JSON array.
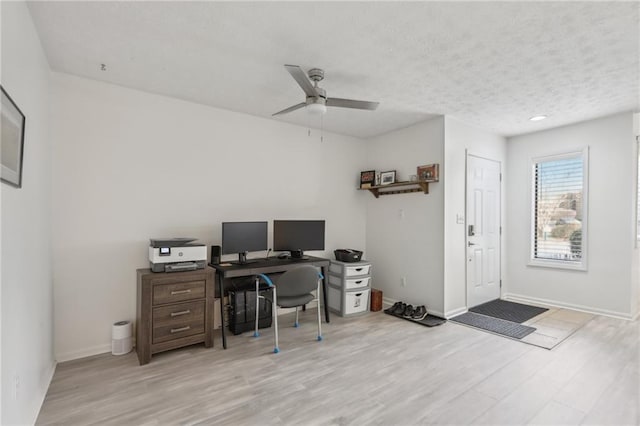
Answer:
[{"xmin": 37, "ymin": 309, "xmax": 639, "ymax": 425}]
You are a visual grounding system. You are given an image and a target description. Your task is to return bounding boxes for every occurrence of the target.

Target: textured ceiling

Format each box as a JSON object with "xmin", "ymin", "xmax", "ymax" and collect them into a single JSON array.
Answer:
[{"xmin": 26, "ymin": 1, "xmax": 639, "ymax": 138}]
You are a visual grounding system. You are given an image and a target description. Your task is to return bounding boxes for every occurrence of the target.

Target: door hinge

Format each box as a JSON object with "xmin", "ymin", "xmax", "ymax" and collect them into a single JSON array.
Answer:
[
  {"xmin": 500, "ymin": 226, "xmax": 502, "ymax": 235},
  {"xmin": 500, "ymin": 279, "xmax": 502, "ymax": 288},
  {"xmin": 500, "ymin": 173, "xmax": 502, "ymax": 182}
]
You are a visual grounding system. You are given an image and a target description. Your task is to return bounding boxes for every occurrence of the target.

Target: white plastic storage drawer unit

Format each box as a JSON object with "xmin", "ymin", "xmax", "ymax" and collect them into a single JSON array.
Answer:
[
  {"xmin": 328, "ymin": 260, "xmax": 372, "ymax": 317},
  {"xmin": 328, "ymin": 287, "xmax": 370, "ymax": 316},
  {"xmin": 328, "ymin": 274, "xmax": 371, "ymax": 290},
  {"xmin": 329, "ymin": 262, "xmax": 371, "ymax": 277}
]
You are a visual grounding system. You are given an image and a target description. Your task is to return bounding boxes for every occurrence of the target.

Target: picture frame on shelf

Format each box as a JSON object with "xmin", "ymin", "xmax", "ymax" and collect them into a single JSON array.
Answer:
[
  {"xmin": 380, "ymin": 170, "xmax": 396, "ymax": 185},
  {"xmin": 417, "ymin": 164, "xmax": 439, "ymax": 182},
  {"xmin": 360, "ymin": 170, "xmax": 375, "ymax": 188},
  {"xmin": 1, "ymin": 86, "xmax": 26, "ymax": 188}
]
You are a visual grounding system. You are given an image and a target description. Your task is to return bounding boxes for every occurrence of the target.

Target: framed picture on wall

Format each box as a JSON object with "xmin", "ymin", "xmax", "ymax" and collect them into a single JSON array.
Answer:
[
  {"xmin": 360, "ymin": 170, "xmax": 375, "ymax": 188},
  {"xmin": 417, "ymin": 164, "xmax": 439, "ymax": 182},
  {"xmin": 1, "ymin": 86, "xmax": 26, "ymax": 188},
  {"xmin": 380, "ymin": 170, "xmax": 396, "ymax": 185}
]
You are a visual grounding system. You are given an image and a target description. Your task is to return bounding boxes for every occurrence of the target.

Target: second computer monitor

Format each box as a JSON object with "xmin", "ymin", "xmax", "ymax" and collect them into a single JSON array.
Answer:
[{"xmin": 273, "ymin": 220, "xmax": 325, "ymax": 259}]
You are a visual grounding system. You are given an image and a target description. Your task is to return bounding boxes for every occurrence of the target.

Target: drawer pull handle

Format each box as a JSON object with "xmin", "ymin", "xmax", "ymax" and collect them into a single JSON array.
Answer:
[
  {"xmin": 355, "ymin": 268, "xmax": 363, "ymax": 272},
  {"xmin": 170, "ymin": 326, "xmax": 191, "ymax": 333},
  {"xmin": 170, "ymin": 289, "xmax": 192, "ymax": 295},
  {"xmin": 355, "ymin": 280, "xmax": 362, "ymax": 284},
  {"xmin": 170, "ymin": 310, "xmax": 191, "ymax": 317}
]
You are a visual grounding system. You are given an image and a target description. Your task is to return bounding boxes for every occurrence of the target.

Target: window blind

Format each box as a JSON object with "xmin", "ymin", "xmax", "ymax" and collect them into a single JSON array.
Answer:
[{"xmin": 533, "ymin": 152, "xmax": 585, "ymax": 265}]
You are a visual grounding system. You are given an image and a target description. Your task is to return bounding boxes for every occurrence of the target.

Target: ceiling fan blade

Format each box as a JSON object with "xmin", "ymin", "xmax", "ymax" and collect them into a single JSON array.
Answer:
[
  {"xmin": 326, "ymin": 98, "xmax": 379, "ymax": 110},
  {"xmin": 284, "ymin": 65, "xmax": 318, "ymax": 98},
  {"xmin": 272, "ymin": 102, "xmax": 306, "ymax": 116}
]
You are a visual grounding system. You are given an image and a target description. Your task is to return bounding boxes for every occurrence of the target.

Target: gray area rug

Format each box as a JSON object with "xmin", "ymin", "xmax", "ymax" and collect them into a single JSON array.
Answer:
[
  {"xmin": 450, "ymin": 312, "xmax": 536, "ymax": 339},
  {"xmin": 470, "ymin": 299, "xmax": 548, "ymax": 323}
]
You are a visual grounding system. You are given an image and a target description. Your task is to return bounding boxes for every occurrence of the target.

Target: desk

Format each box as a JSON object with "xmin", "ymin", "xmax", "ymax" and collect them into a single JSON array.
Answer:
[{"xmin": 210, "ymin": 256, "xmax": 331, "ymax": 349}]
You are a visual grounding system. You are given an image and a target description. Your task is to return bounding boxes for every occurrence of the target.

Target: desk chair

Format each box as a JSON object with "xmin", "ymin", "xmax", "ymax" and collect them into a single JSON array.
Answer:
[{"xmin": 254, "ymin": 266, "xmax": 324, "ymax": 353}]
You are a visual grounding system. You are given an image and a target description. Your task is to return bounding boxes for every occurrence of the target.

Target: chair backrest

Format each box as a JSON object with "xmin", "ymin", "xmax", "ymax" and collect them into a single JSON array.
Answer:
[{"xmin": 276, "ymin": 265, "xmax": 320, "ymax": 297}]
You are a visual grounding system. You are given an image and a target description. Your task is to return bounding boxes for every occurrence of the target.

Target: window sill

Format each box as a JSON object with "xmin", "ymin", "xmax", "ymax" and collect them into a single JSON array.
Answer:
[{"xmin": 528, "ymin": 259, "xmax": 587, "ymax": 272}]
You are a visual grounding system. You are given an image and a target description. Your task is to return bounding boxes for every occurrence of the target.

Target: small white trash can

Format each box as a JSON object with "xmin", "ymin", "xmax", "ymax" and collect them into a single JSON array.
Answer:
[{"xmin": 112, "ymin": 320, "xmax": 133, "ymax": 355}]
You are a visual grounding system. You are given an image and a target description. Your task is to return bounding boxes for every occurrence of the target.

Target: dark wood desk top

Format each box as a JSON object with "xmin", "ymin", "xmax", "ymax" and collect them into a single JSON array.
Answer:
[{"xmin": 209, "ymin": 255, "xmax": 330, "ymax": 278}]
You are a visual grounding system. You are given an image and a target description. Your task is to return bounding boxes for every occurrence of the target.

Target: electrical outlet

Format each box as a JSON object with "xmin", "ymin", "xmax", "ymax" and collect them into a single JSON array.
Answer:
[{"xmin": 400, "ymin": 276, "xmax": 407, "ymax": 287}]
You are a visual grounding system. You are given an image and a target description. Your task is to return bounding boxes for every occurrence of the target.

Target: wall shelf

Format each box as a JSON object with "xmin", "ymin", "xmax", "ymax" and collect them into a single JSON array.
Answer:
[{"xmin": 359, "ymin": 181, "xmax": 430, "ymax": 198}]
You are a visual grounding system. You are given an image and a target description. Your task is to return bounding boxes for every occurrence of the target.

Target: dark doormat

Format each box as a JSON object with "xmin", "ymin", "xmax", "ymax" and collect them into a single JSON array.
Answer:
[
  {"xmin": 470, "ymin": 299, "xmax": 548, "ymax": 323},
  {"xmin": 450, "ymin": 312, "xmax": 536, "ymax": 339},
  {"xmin": 384, "ymin": 311, "xmax": 446, "ymax": 327}
]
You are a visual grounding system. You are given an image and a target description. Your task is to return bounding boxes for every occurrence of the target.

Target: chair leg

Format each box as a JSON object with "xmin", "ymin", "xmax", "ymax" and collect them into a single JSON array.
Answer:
[
  {"xmin": 273, "ymin": 287, "xmax": 279, "ymax": 353},
  {"xmin": 294, "ymin": 307, "xmax": 299, "ymax": 328},
  {"xmin": 317, "ymin": 282, "xmax": 323, "ymax": 341},
  {"xmin": 254, "ymin": 277, "xmax": 260, "ymax": 338}
]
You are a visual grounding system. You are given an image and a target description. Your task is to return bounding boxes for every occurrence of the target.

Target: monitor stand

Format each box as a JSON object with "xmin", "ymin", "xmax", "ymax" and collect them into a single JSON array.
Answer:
[
  {"xmin": 231, "ymin": 252, "xmax": 259, "ymax": 265},
  {"xmin": 288, "ymin": 250, "xmax": 309, "ymax": 260}
]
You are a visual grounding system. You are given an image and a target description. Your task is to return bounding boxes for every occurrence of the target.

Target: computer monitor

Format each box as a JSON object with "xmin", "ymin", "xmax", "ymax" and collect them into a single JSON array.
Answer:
[
  {"xmin": 273, "ymin": 220, "xmax": 325, "ymax": 259},
  {"xmin": 222, "ymin": 221, "xmax": 268, "ymax": 264}
]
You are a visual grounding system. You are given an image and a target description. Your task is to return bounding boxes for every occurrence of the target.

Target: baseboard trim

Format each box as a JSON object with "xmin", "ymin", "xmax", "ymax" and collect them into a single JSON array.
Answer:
[
  {"xmin": 428, "ymin": 309, "xmax": 445, "ymax": 318},
  {"xmin": 56, "ymin": 344, "xmax": 112, "ymax": 363},
  {"xmin": 31, "ymin": 360, "xmax": 57, "ymax": 424},
  {"xmin": 55, "ymin": 303, "xmax": 322, "ymax": 363},
  {"xmin": 382, "ymin": 296, "xmax": 396, "ymax": 308},
  {"xmin": 503, "ymin": 293, "xmax": 634, "ymax": 320},
  {"xmin": 444, "ymin": 306, "xmax": 468, "ymax": 319}
]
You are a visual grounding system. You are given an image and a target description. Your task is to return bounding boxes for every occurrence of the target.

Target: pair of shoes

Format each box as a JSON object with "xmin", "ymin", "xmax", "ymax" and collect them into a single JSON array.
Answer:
[
  {"xmin": 385, "ymin": 301, "xmax": 403, "ymax": 314},
  {"xmin": 391, "ymin": 302, "xmax": 407, "ymax": 316},
  {"xmin": 402, "ymin": 305, "xmax": 415, "ymax": 318},
  {"xmin": 411, "ymin": 305, "xmax": 428, "ymax": 320}
]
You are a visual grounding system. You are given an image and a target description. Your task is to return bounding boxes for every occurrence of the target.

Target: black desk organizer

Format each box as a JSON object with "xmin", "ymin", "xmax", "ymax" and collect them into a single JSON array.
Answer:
[{"xmin": 384, "ymin": 310, "xmax": 446, "ymax": 327}]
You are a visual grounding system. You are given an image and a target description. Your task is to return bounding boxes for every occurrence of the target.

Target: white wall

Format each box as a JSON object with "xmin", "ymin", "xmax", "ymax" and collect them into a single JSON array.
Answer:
[
  {"xmin": 443, "ymin": 116, "xmax": 507, "ymax": 317},
  {"xmin": 364, "ymin": 117, "xmax": 445, "ymax": 315},
  {"xmin": 505, "ymin": 112, "xmax": 637, "ymax": 318},
  {"xmin": 50, "ymin": 73, "xmax": 368, "ymax": 361},
  {"xmin": 1, "ymin": 1, "xmax": 55, "ymax": 424}
]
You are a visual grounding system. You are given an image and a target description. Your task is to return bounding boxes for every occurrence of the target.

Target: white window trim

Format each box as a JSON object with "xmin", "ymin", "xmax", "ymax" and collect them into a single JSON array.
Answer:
[{"xmin": 528, "ymin": 147, "xmax": 589, "ymax": 271}]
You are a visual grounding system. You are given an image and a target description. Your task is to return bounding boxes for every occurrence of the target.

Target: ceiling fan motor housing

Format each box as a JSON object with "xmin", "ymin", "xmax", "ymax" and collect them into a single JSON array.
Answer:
[{"xmin": 308, "ymin": 68, "xmax": 325, "ymax": 82}]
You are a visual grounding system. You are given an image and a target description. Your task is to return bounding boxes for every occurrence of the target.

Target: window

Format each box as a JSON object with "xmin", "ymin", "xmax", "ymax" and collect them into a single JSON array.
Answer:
[
  {"xmin": 531, "ymin": 149, "xmax": 588, "ymax": 269},
  {"xmin": 637, "ymin": 139, "xmax": 640, "ymax": 244}
]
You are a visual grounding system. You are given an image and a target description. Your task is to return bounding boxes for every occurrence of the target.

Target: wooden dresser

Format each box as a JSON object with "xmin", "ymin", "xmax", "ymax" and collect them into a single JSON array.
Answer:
[{"xmin": 136, "ymin": 267, "xmax": 216, "ymax": 365}]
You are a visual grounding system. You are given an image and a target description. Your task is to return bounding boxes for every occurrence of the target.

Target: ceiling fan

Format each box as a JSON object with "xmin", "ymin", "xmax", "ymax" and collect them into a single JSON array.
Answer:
[{"xmin": 273, "ymin": 65, "xmax": 379, "ymax": 116}]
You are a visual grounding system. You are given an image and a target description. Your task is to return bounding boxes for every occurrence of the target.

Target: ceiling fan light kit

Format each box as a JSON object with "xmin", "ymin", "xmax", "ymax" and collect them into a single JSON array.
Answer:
[
  {"xmin": 307, "ymin": 102, "xmax": 327, "ymax": 115},
  {"xmin": 273, "ymin": 64, "xmax": 379, "ymax": 116}
]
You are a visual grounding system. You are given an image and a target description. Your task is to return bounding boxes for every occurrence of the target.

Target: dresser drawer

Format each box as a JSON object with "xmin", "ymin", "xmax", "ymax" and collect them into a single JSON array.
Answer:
[
  {"xmin": 152, "ymin": 300, "xmax": 205, "ymax": 327},
  {"xmin": 152, "ymin": 280, "xmax": 205, "ymax": 305},
  {"xmin": 152, "ymin": 302, "xmax": 205, "ymax": 344}
]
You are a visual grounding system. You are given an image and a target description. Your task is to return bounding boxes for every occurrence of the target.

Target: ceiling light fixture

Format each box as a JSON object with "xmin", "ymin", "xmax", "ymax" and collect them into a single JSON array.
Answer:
[
  {"xmin": 307, "ymin": 102, "xmax": 327, "ymax": 115},
  {"xmin": 529, "ymin": 115, "xmax": 547, "ymax": 122}
]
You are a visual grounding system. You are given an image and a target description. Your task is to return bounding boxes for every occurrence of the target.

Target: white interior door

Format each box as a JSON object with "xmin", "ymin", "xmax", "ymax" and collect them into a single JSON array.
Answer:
[{"xmin": 466, "ymin": 154, "xmax": 502, "ymax": 308}]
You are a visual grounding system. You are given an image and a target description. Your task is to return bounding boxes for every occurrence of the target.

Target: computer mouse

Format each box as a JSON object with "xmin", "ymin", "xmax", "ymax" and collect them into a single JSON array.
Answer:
[{"xmin": 277, "ymin": 253, "xmax": 288, "ymax": 259}]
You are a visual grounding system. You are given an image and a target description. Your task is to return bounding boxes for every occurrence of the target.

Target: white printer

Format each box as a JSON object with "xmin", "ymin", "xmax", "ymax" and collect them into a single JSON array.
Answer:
[{"xmin": 149, "ymin": 238, "xmax": 207, "ymax": 273}]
